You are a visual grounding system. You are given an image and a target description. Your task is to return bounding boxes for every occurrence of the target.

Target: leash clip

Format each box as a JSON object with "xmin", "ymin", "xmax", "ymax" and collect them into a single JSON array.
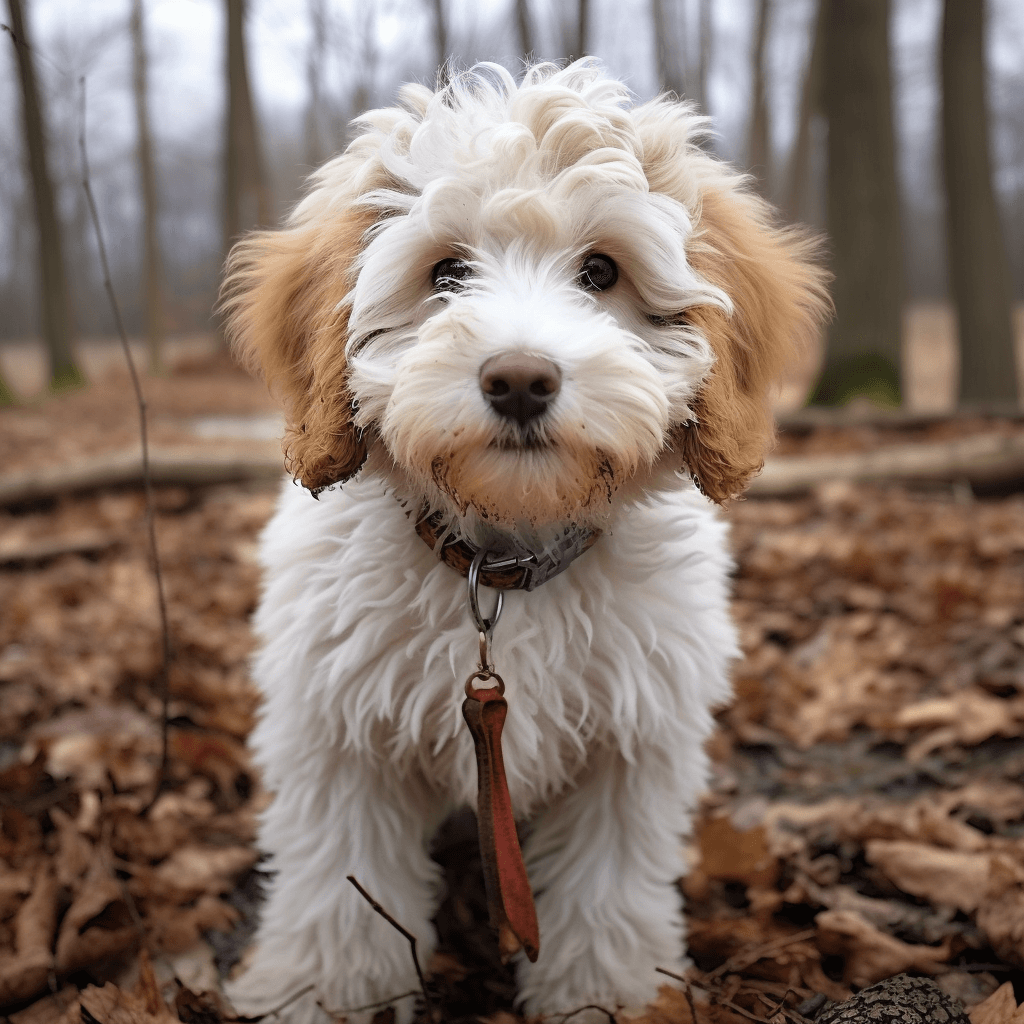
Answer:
[{"xmin": 468, "ymin": 547, "xmax": 503, "ymax": 664}]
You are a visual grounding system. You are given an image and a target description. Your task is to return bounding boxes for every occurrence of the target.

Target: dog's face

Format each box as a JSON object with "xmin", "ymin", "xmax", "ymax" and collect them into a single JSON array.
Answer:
[{"xmin": 224, "ymin": 62, "xmax": 828, "ymax": 538}]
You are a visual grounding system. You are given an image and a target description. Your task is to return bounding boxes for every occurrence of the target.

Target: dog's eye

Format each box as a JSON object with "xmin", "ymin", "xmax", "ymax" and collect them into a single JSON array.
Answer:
[
  {"xmin": 431, "ymin": 258, "xmax": 473, "ymax": 291},
  {"xmin": 578, "ymin": 254, "xmax": 618, "ymax": 292}
]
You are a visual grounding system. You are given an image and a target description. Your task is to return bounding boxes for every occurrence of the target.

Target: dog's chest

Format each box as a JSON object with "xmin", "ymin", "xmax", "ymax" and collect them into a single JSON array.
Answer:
[{"xmin": 253, "ymin": 481, "xmax": 735, "ymax": 816}]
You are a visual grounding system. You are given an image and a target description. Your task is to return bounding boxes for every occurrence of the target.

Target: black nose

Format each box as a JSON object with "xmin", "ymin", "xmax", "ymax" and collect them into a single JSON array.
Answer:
[{"xmin": 479, "ymin": 353, "xmax": 562, "ymax": 428}]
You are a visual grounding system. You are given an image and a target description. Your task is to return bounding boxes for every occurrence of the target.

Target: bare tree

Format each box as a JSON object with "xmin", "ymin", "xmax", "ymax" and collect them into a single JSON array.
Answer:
[
  {"xmin": 305, "ymin": 0, "xmax": 328, "ymax": 167},
  {"xmin": 651, "ymin": 0, "xmax": 687, "ymax": 97},
  {"xmin": 431, "ymin": 0, "xmax": 447, "ymax": 72},
  {"xmin": 6, "ymin": 0, "xmax": 83, "ymax": 391},
  {"xmin": 811, "ymin": 0, "xmax": 903, "ymax": 407},
  {"xmin": 223, "ymin": 0, "xmax": 271, "ymax": 257},
  {"xmin": 514, "ymin": 0, "xmax": 534, "ymax": 61},
  {"xmin": 131, "ymin": 0, "xmax": 165, "ymax": 375},
  {"xmin": 785, "ymin": 0, "xmax": 825, "ymax": 223},
  {"xmin": 568, "ymin": 0, "xmax": 589, "ymax": 59},
  {"xmin": 942, "ymin": 0, "xmax": 1018, "ymax": 406},
  {"xmin": 695, "ymin": 0, "xmax": 712, "ymax": 113},
  {"xmin": 747, "ymin": 0, "xmax": 772, "ymax": 192}
]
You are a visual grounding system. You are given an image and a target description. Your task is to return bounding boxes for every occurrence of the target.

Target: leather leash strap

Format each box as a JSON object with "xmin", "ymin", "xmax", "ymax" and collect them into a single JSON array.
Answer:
[{"xmin": 462, "ymin": 673, "xmax": 540, "ymax": 963}]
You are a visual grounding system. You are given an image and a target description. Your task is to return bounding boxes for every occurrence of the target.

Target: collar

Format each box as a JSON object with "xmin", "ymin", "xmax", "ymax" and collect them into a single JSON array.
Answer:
[{"xmin": 414, "ymin": 509, "xmax": 600, "ymax": 592}]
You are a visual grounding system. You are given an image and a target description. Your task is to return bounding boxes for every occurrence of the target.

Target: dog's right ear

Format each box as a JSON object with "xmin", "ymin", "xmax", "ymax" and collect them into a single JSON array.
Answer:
[{"xmin": 221, "ymin": 209, "xmax": 374, "ymax": 494}]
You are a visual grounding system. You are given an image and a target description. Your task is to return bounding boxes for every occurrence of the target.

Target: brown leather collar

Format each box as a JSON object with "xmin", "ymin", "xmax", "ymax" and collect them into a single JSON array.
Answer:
[{"xmin": 415, "ymin": 509, "xmax": 600, "ymax": 591}]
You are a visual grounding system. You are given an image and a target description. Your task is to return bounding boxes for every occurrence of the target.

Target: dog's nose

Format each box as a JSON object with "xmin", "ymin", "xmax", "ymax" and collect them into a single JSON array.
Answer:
[{"xmin": 479, "ymin": 353, "xmax": 562, "ymax": 427}]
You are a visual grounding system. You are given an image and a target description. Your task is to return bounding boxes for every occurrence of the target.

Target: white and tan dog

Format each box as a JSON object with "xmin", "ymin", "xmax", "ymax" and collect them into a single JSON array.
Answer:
[{"xmin": 223, "ymin": 60, "xmax": 827, "ymax": 1023}]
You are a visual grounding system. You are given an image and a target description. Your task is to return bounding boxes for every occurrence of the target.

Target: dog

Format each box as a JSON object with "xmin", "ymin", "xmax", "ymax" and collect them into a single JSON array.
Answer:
[{"xmin": 221, "ymin": 60, "xmax": 828, "ymax": 1023}]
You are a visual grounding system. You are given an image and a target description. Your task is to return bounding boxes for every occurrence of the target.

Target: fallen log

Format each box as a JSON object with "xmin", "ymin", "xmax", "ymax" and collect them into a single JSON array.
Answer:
[
  {"xmin": 2, "ymin": 430, "xmax": 1023, "ymax": 507},
  {"xmin": 0, "ymin": 443, "xmax": 283, "ymax": 506},
  {"xmin": 749, "ymin": 430, "xmax": 1024, "ymax": 497}
]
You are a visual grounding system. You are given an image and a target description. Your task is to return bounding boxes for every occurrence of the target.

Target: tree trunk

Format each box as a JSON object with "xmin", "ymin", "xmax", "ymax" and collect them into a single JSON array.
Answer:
[
  {"xmin": 432, "ymin": 0, "xmax": 447, "ymax": 73},
  {"xmin": 696, "ymin": 0, "xmax": 711, "ymax": 113},
  {"xmin": 6, "ymin": 0, "xmax": 83, "ymax": 392},
  {"xmin": 574, "ymin": 0, "xmax": 589, "ymax": 58},
  {"xmin": 0, "ymin": 368, "xmax": 16, "ymax": 406},
  {"xmin": 514, "ymin": 0, "xmax": 534, "ymax": 60},
  {"xmin": 941, "ymin": 0, "xmax": 1018, "ymax": 407},
  {"xmin": 785, "ymin": 0, "xmax": 825, "ymax": 222},
  {"xmin": 131, "ymin": 0, "xmax": 165, "ymax": 376},
  {"xmin": 651, "ymin": 0, "xmax": 686, "ymax": 97},
  {"xmin": 747, "ymin": 0, "xmax": 771, "ymax": 192},
  {"xmin": 223, "ymin": 0, "xmax": 271, "ymax": 255},
  {"xmin": 811, "ymin": 0, "xmax": 903, "ymax": 408},
  {"xmin": 305, "ymin": 0, "xmax": 328, "ymax": 167}
]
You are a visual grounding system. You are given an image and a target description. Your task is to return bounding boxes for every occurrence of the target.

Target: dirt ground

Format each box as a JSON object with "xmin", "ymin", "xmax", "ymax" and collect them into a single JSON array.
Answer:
[{"xmin": 2, "ymin": 341, "xmax": 1024, "ymax": 1024}]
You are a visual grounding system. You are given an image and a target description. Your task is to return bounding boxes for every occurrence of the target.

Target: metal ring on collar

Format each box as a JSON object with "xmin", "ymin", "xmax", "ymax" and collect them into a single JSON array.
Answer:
[{"xmin": 468, "ymin": 547, "xmax": 503, "ymax": 638}]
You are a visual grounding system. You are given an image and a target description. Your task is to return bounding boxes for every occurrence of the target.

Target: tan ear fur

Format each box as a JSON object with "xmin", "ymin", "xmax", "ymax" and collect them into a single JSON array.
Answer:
[
  {"xmin": 221, "ymin": 209, "xmax": 375, "ymax": 493},
  {"xmin": 677, "ymin": 188, "xmax": 830, "ymax": 504}
]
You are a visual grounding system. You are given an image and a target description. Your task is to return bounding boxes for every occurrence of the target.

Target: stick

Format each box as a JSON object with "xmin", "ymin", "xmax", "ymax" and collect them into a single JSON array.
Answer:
[
  {"xmin": 655, "ymin": 968, "xmax": 699, "ymax": 1023},
  {"xmin": 78, "ymin": 76, "xmax": 172, "ymax": 807},
  {"xmin": 556, "ymin": 1004, "xmax": 618, "ymax": 1024},
  {"xmin": 346, "ymin": 876, "xmax": 435, "ymax": 1020}
]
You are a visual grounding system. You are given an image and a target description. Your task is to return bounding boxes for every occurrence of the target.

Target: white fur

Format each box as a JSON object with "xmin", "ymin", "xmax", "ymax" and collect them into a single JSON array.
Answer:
[{"xmin": 228, "ymin": 60, "xmax": 746, "ymax": 1022}]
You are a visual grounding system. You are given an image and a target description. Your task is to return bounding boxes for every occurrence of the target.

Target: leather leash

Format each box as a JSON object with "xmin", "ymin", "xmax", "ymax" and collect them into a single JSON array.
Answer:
[{"xmin": 462, "ymin": 550, "xmax": 540, "ymax": 962}]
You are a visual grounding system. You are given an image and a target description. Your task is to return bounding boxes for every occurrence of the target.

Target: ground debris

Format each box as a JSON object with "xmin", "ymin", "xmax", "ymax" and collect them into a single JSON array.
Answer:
[{"xmin": 3, "ymin": 374, "xmax": 1024, "ymax": 1023}]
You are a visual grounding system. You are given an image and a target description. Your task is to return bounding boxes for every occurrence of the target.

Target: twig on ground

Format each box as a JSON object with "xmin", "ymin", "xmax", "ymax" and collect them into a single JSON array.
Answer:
[
  {"xmin": 556, "ymin": 1004, "xmax": 618, "ymax": 1024},
  {"xmin": 78, "ymin": 75, "xmax": 172, "ymax": 809},
  {"xmin": 232, "ymin": 983, "xmax": 316, "ymax": 1022},
  {"xmin": 757, "ymin": 989, "xmax": 812, "ymax": 1024},
  {"xmin": 346, "ymin": 875, "xmax": 435, "ymax": 1020},
  {"xmin": 706, "ymin": 929, "xmax": 818, "ymax": 982},
  {"xmin": 655, "ymin": 968, "xmax": 699, "ymax": 1023},
  {"xmin": 317, "ymin": 990, "xmax": 420, "ymax": 1018}
]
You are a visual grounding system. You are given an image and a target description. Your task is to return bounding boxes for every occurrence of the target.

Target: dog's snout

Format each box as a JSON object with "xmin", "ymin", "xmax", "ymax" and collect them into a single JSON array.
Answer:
[{"xmin": 479, "ymin": 353, "xmax": 562, "ymax": 427}]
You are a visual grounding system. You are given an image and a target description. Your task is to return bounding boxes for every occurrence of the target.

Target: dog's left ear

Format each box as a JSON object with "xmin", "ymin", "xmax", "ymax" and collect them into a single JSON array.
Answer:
[
  {"xmin": 672, "ymin": 186, "xmax": 831, "ymax": 504},
  {"xmin": 221, "ymin": 209, "xmax": 375, "ymax": 494}
]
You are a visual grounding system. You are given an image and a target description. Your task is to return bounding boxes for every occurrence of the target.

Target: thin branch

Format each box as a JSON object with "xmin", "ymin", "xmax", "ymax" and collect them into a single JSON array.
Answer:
[
  {"xmin": 706, "ymin": 928, "xmax": 817, "ymax": 981},
  {"xmin": 556, "ymin": 1004, "xmax": 618, "ymax": 1024},
  {"xmin": 346, "ymin": 876, "xmax": 435, "ymax": 1020},
  {"xmin": 232, "ymin": 983, "xmax": 316, "ymax": 1022},
  {"xmin": 78, "ymin": 76, "xmax": 172, "ymax": 808},
  {"xmin": 655, "ymin": 968, "xmax": 699, "ymax": 1023},
  {"xmin": 317, "ymin": 990, "xmax": 420, "ymax": 1017}
]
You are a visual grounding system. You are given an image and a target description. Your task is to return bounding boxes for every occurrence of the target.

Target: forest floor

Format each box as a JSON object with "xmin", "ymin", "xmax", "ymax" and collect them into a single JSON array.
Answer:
[{"xmin": 2, "ymin": 344, "xmax": 1024, "ymax": 1024}]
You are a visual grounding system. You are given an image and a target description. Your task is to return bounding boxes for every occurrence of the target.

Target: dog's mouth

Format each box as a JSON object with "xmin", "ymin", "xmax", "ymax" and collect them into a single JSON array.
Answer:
[
  {"xmin": 488, "ymin": 423, "xmax": 553, "ymax": 452},
  {"xmin": 490, "ymin": 433, "xmax": 552, "ymax": 452}
]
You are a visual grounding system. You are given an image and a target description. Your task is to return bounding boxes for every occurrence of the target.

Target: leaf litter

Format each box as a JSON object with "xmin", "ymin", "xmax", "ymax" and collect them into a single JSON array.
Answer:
[{"xmin": 2, "ymin": 374, "xmax": 1024, "ymax": 1024}]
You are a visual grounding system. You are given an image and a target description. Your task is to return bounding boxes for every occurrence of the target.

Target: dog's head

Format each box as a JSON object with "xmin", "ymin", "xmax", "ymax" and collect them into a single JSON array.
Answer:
[{"xmin": 223, "ymin": 61, "xmax": 828, "ymax": 540}]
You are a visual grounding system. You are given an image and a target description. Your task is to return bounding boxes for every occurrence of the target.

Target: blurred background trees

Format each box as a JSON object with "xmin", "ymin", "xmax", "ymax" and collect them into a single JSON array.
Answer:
[{"xmin": 0, "ymin": 0, "xmax": 1021, "ymax": 410}]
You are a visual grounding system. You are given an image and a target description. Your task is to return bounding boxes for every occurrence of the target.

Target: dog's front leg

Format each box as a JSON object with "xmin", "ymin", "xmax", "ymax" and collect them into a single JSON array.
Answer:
[
  {"xmin": 516, "ymin": 743, "xmax": 697, "ymax": 1017},
  {"xmin": 227, "ymin": 758, "xmax": 442, "ymax": 1024}
]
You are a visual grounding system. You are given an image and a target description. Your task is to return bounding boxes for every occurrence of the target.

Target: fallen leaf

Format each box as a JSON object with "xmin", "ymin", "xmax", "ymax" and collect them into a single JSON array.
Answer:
[
  {"xmin": 969, "ymin": 982, "xmax": 1024, "ymax": 1024},
  {"xmin": 815, "ymin": 909, "xmax": 951, "ymax": 988}
]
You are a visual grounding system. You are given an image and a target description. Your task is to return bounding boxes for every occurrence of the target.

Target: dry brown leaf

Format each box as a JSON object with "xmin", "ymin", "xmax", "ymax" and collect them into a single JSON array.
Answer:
[
  {"xmin": 7, "ymin": 985, "xmax": 78, "ymax": 1024},
  {"xmin": 897, "ymin": 691, "xmax": 1024, "ymax": 761},
  {"xmin": 49, "ymin": 807, "xmax": 92, "ymax": 887},
  {"xmin": 76, "ymin": 982, "xmax": 175, "ymax": 1024},
  {"xmin": 0, "ymin": 863, "xmax": 57, "ymax": 1004},
  {"xmin": 864, "ymin": 841, "xmax": 993, "ymax": 912},
  {"xmin": 814, "ymin": 908, "xmax": 951, "ymax": 988},
  {"xmin": 145, "ymin": 894, "xmax": 238, "ymax": 954},
  {"xmin": 133, "ymin": 949, "xmax": 177, "ymax": 1022},
  {"xmin": 54, "ymin": 863, "xmax": 137, "ymax": 974},
  {"xmin": 969, "ymin": 982, "xmax": 1024, "ymax": 1024},
  {"xmin": 976, "ymin": 888, "xmax": 1024, "ymax": 967},
  {"xmin": 151, "ymin": 844, "xmax": 256, "ymax": 898},
  {"xmin": 698, "ymin": 818, "xmax": 779, "ymax": 889}
]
